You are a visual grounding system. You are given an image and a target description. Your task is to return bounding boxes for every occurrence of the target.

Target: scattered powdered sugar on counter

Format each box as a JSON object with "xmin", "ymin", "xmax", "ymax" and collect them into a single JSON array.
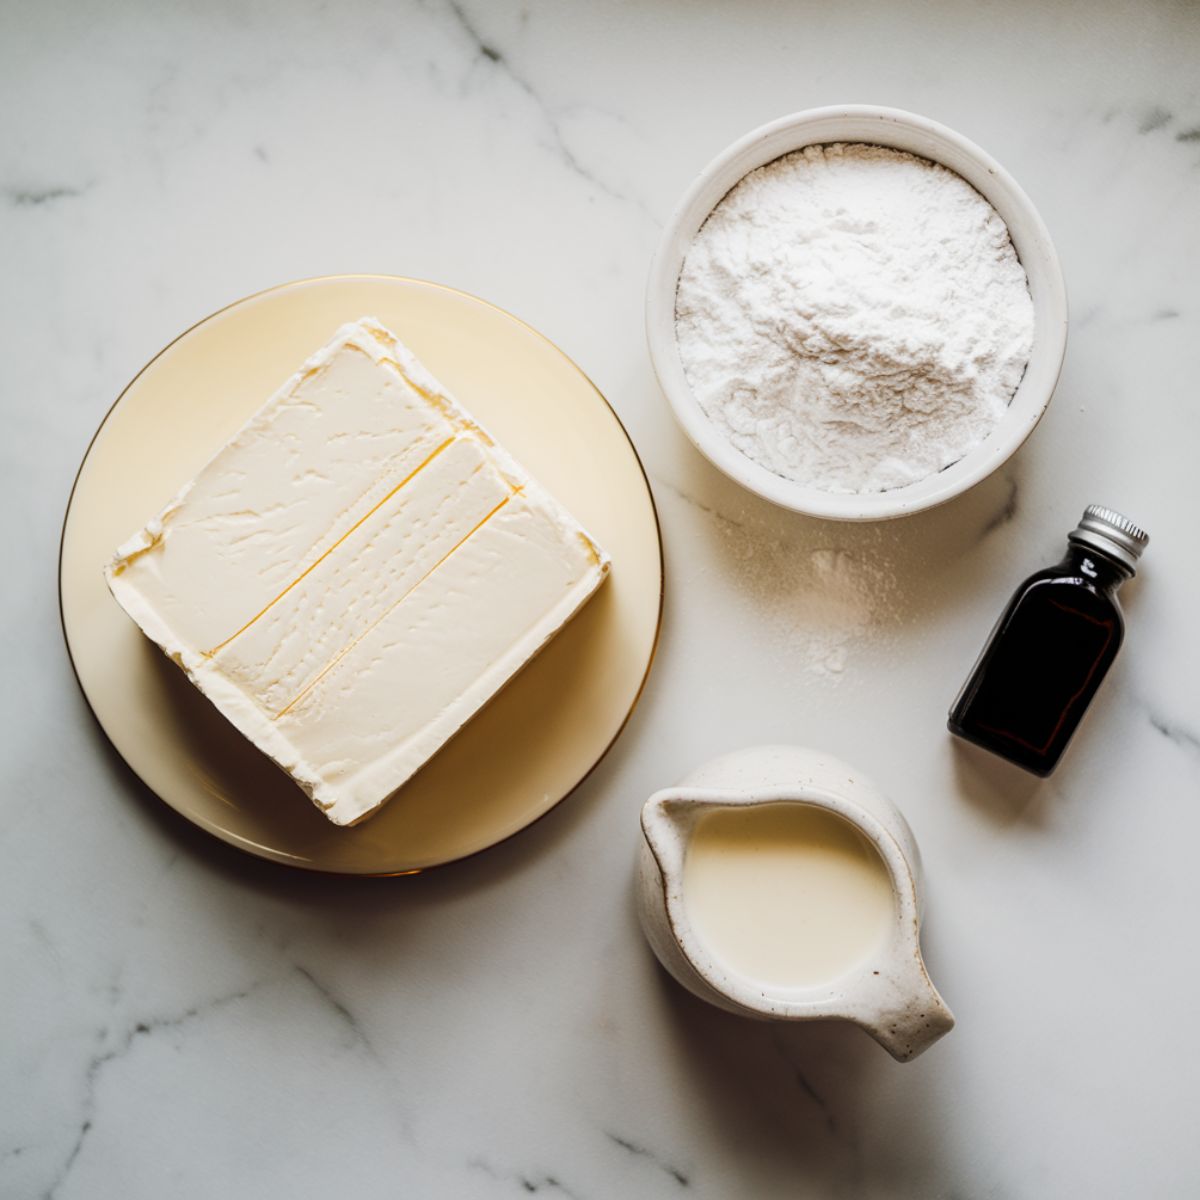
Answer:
[
  {"xmin": 799, "ymin": 548, "xmax": 886, "ymax": 676},
  {"xmin": 675, "ymin": 142, "xmax": 1036, "ymax": 494},
  {"xmin": 711, "ymin": 512, "xmax": 899, "ymax": 678}
]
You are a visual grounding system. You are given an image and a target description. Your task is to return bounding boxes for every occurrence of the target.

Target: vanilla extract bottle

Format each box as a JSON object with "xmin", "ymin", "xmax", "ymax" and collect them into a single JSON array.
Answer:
[{"xmin": 948, "ymin": 506, "xmax": 1148, "ymax": 776}]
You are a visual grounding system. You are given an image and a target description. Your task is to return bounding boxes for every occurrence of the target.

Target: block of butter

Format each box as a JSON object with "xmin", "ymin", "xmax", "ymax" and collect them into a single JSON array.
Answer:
[{"xmin": 106, "ymin": 317, "xmax": 610, "ymax": 826}]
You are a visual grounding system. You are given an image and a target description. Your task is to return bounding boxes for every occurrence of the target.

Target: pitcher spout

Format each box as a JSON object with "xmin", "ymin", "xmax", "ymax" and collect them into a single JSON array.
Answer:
[{"xmin": 857, "ymin": 954, "xmax": 955, "ymax": 1062}]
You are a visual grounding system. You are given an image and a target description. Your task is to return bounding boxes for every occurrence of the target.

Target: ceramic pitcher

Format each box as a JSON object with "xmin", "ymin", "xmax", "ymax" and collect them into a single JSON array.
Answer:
[{"xmin": 637, "ymin": 745, "xmax": 955, "ymax": 1061}]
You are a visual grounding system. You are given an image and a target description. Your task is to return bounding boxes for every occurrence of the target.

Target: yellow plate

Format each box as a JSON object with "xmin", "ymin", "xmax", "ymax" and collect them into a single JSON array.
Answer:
[{"xmin": 60, "ymin": 276, "xmax": 663, "ymax": 874}]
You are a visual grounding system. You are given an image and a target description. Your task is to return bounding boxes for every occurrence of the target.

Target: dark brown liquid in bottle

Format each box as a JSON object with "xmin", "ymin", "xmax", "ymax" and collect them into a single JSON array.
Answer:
[{"xmin": 948, "ymin": 545, "xmax": 1129, "ymax": 775}]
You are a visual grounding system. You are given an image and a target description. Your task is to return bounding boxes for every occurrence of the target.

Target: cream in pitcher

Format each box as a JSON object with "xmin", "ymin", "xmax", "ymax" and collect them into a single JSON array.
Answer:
[{"xmin": 683, "ymin": 803, "xmax": 896, "ymax": 990}]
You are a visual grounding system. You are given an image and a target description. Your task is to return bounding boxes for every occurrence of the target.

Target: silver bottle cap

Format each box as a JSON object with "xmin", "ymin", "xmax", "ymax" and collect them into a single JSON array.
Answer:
[{"xmin": 1068, "ymin": 505, "xmax": 1149, "ymax": 574}]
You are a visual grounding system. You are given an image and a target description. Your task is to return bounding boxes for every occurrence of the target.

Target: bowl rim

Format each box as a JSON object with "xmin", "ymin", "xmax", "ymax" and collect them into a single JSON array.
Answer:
[{"xmin": 645, "ymin": 104, "xmax": 1069, "ymax": 521}]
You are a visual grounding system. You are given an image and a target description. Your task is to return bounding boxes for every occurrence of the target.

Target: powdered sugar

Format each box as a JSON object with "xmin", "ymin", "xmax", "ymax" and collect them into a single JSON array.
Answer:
[
  {"xmin": 674, "ymin": 143, "xmax": 1035, "ymax": 494},
  {"xmin": 708, "ymin": 506, "xmax": 899, "ymax": 680},
  {"xmin": 800, "ymin": 548, "xmax": 881, "ymax": 675}
]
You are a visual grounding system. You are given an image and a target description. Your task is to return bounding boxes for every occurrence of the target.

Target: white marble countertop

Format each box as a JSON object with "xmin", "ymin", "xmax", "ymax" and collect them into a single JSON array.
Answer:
[{"xmin": 5, "ymin": 2, "xmax": 1200, "ymax": 1195}]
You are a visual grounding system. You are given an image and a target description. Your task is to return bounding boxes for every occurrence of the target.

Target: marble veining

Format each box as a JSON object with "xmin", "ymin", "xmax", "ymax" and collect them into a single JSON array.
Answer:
[
  {"xmin": 46, "ymin": 984, "xmax": 260, "ymax": 1200},
  {"xmin": 650, "ymin": 473, "xmax": 747, "ymax": 532},
  {"xmin": 1147, "ymin": 710, "xmax": 1200, "ymax": 757},
  {"xmin": 791, "ymin": 1068, "xmax": 838, "ymax": 1136},
  {"xmin": 1129, "ymin": 104, "xmax": 1200, "ymax": 145},
  {"xmin": 1139, "ymin": 106, "xmax": 1173, "ymax": 134},
  {"xmin": 292, "ymin": 965, "xmax": 387, "ymax": 1067},
  {"xmin": 7, "ymin": 185, "xmax": 90, "ymax": 207},
  {"xmin": 468, "ymin": 1156, "xmax": 584, "ymax": 1198},
  {"xmin": 977, "ymin": 474, "xmax": 1020, "ymax": 538},
  {"xmin": 4, "ymin": 0, "xmax": 1200, "ymax": 1196},
  {"xmin": 603, "ymin": 1132, "xmax": 690, "ymax": 1188},
  {"xmin": 442, "ymin": 0, "xmax": 659, "ymax": 222}
]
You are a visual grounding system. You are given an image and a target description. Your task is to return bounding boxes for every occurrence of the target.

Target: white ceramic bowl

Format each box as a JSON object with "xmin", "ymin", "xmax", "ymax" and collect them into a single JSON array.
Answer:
[{"xmin": 646, "ymin": 105, "xmax": 1068, "ymax": 521}]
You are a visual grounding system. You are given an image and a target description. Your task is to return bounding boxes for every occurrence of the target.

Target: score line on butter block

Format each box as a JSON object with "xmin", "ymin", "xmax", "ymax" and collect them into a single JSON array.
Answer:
[{"xmin": 105, "ymin": 317, "xmax": 610, "ymax": 826}]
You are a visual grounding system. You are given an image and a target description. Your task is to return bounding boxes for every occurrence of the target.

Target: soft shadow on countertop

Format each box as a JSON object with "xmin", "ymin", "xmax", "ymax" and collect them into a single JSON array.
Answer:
[
  {"xmin": 648, "ymin": 964, "xmax": 955, "ymax": 1193},
  {"xmin": 950, "ymin": 738, "xmax": 1056, "ymax": 826},
  {"xmin": 73, "ymin": 662, "xmax": 659, "ymax": 910},
  {"xmin": 652, "ymin": 424, "xmax": 1033, "ymax": 633}
]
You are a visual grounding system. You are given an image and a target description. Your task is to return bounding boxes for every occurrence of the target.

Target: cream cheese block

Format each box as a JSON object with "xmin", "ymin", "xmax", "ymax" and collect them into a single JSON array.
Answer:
[{"xmin": 105, "ymin": 317, "xmax": 610, "ymax": 826}]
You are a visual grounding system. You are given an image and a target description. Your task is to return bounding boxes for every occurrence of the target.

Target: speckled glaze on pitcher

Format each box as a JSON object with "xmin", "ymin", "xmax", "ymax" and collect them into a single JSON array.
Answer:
[{"xmin": 637, "ymin": 746, "xmax": 955, "ymax": 1062}]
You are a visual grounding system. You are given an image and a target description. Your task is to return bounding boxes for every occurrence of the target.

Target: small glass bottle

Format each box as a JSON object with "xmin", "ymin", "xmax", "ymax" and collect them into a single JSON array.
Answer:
[{"xmin": 948, "ymin": 506, "xmax": 1148, "ymax": 776}]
